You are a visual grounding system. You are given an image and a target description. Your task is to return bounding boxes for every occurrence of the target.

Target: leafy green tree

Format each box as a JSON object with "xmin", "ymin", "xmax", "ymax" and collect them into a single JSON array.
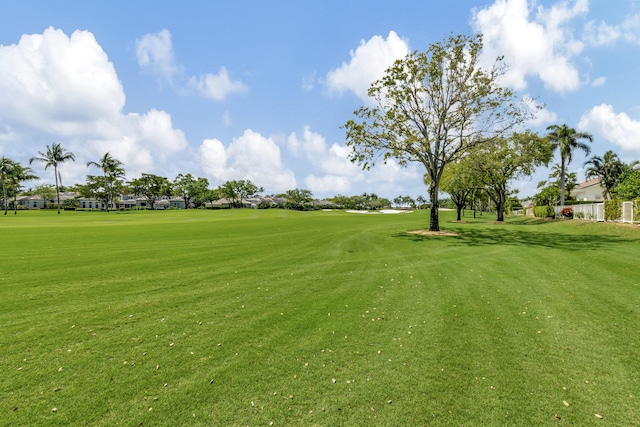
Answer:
[
  {"xmin": 86, "ymin": 152, "xmax": 125, "ymax": 211},
  {"xmin": 129, "ymin": 174, "xmax": 170, "ymax": 210},
  {"xmin": 193, "ymin": 188, "xmax": 221, "ymax": 208},
  {"xmin": 32, "ymin": 184, "xmax": 56, "ymax": 208},
  {"xmin": 0, "ymin": 157, "xmax": 15, "ymax": 214},
  {"xmin": 29, "ymin": 142, "xmax": 76, "ymax": 214},
  {"xmin": 534, "ymin": 185, "xmax": 560, "ymax": 207},
  {"xmin": 393, "ymin": 196, "xmax": 402, "ymax": 208},
  {"xmin": 415, "ymin": 195, "xmax": 428, "ymax": 210},
  {"xmin": 344, "ymin": 34, "xmax": 530, "ymax": 231},
  {"xmin": 611, "ymin": 168, "xmax": 640, "ymax": 200},
  {"xmin": 285, "ymin": 188, "xmax": 313, "ymax": 210},
  {"xmin": 219, "ymin": 180, "xmax": 263, "ymax": 208},
  {"xmin": 402, "ymin": 195, "xmax": 415, "ymax": 209},
  {"xmin": 329, "ymin": 194, "xmax": 351, "ymax": 209},
  {"xmin": 440, "ymin": 158, "xmax": 478, "ymax": 221},
  {"xmin": 173, "ymin": 174, "xmax": 209, "ymax": 209},
  {"xmin": 7, "ymin": 163, "xmax": 38, "ymax": 214},
  {"xmin": 584, "ymin": 150, "xmax": 625, "ymax": 200},
  {"xmin": 470, "ymin": 132, "xmax": 552, "ymax": 221},
  {"xmin": 545, "ymin": 124, "xmax": 593, "ymax": 206},
  {"xmin": 78, "ymin": 175, "xmax": 125, "ymax": 209},
  {"xmin": 536, "ymin": 164, "xmax": 577, "ymax": 203}
]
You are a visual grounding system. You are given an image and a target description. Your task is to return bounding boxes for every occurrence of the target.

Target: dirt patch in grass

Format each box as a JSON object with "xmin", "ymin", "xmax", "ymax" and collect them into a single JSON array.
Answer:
[{"xmin": 407, "ymin": 230, "xmax": 460, "ymax": 237}]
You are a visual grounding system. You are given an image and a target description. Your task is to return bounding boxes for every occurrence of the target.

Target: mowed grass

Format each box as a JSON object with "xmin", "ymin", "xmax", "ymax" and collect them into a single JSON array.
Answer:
[{"xmin": 1, "ymin": 209, "xmax": 639, "ymax": 426}]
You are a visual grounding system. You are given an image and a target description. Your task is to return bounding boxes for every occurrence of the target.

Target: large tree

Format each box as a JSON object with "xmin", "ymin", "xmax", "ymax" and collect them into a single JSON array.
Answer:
[
  {"xmin": 129, "ymin": 174, "xmax": 170, "ymax": 210},
  {"xmin": 29, "ymin": 142, "xmax": 76, "ymax": 214},
  {"xmin": 612, "ymin": 168, "xmax": 640, "ymax": 200},
  {"xmin": 173, "ymin": 173, "xmax": 209, "ymax": 209},
  {"xmin": 544, "ymin": 163, "xmax": 577, "ymax": 196},
  {"xmin": 79, "ymin": 175, "xmax": 125, "ymax": 209},
  {"xmin": 7, "ymin": 163, "xmax": 38, "ymax": 214},
  {"xmin": 0, "ymin": 157, "xmax": 14, "ymax": 215},
  {"xmin": 32, "ymin": 183, "xmax": 56, "ymax": 208},
  {"xmin": 285, "ymin": 188, "xmax": 313, "ymax": 210},
  {"xmin": 344, "ymin": 34, "xmax": 530, "ymax": 231},
  {"xmin": 469, "ymin": 131, "xmax": 552, "ymax": 221},
  {"xmin": 439, "ymin": 157, "xmax": 478, "ymax": 221},
  {"xmin": 86, "ymin": 152, "xmax": 125, "ymax": 211},
  {"xmin": 584, "ymin": 150, "xmax": 625, "ymax": 200},
  {"xmin": 545, "ymin": 124, "xmax": 592, "ymax": 206},
  {"xmin": 219, "ymin": 179, "xmax": 262, "ymax": 208}
]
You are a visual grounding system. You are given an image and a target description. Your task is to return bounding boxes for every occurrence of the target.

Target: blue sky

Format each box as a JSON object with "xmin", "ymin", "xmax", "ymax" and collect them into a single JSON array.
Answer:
[{"xmin": 1, "ymin": 0, "xmax": 639, "ymax": 199}]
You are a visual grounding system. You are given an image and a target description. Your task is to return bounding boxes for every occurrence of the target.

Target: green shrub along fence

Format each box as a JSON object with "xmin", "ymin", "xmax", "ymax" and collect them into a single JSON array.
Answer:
[
  {"xmin": 546, "ymin": 200, "xmax": 639, "ymax": 223},
  {"xmin": 533, "ymin": 206, "xmax": 554, "ymax": 218}
]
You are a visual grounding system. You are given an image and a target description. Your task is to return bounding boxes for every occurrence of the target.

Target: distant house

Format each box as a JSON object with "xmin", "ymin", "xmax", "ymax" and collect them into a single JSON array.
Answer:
[
  {"xmin": 77, "ymin": 197, "xmax": 107, "ymax": 210},
  {"xmin": 571, "ymin": 177, "xmax": 605, "ymax": 202},
  {"xmin": 16, "ymin": 192, "xmax": 78, "ymax": 209},
  {"xmin": 16, "ymin": 195, "xmax": 46, "ymax": 209}
]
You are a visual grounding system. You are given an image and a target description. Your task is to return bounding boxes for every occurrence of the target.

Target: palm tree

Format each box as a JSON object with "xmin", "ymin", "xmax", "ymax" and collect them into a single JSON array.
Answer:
[
  {"xmin": 548, "ymin": 163, "xmax": 578, "ymax": 196},
  {"xmin": 584, "ymin": 150, "xmax": 625, "ymax": 200},
  {"xmin": 8, "ymin": 163, "xmax": 38, "ymax": 214},
  {"xmin": 86, "ymin": 152, "xmax": 124, "ymax": 211},
  {"xmin": 546, "ymin": 124, "xmax": 593, "ymax": 206},
  {"xmin": 0, "ymin": 157, "xmax": 15, "ymax": 215},
  {"xmin": 29, "ymin": 143, "xmax": 76, "ymax": 214}
]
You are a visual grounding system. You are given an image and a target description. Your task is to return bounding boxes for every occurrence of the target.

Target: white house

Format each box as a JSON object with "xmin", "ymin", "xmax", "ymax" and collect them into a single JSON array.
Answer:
[{"xmin": 571, "ymin": 177, "xmax": 605, "ymax": 201}]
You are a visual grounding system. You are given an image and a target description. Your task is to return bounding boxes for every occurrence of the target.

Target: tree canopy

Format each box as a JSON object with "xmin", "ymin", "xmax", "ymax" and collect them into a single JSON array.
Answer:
[
  {"xmin": 219, "ymin": 180, "xmax": 262, "ymax": 208},
  {"xmin": 545, "ymin": 124, "xmax": 592, "ymax": 206},
  {"xmin": 86, "ymin": 152, "xmax": 125, "ymax": 211},
  {"xmin": 29, "ymin": 142, "xmax": 76, "ymax": 214},
  {"xmin": 128, "ymin": 173, "xmax": 170, "ymax": 210},
  {"xmin": 469, "ymin": 131, "xmax": 552, "ymax": 221},
  {"xmin": 344, "ymin": 34, "xmax": 531, "ymax": 231},
  {"xmin": 584, "ymin": 150, "xmax": 625, "ymax": 200}
]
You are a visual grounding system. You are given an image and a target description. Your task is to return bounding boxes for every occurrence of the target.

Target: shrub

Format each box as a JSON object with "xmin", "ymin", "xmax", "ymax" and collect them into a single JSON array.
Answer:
[
  {"xmin": 533, "ymin": 206, "xmax": 554, "ymax": 218},
  {"xmin": 258, "ymin": 201, "xmax": 274, "ymax": 209},
  {"xmin": 560, "ymin": 207, "xmax": 573, "ymax": 219},
  {"xmin": 634, "ymin": 199, "xmax": 640, "ymax": 222},
  {"xmin": 575, "ymin": 211, "xmax": 585, "ymax": 219},
  {"xmin": 604, "ymin": 200, "xmax": 621, "ymax": 221}
]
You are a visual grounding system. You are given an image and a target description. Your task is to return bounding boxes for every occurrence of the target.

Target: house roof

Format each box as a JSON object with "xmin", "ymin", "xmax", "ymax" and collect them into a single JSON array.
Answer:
[{"xmin": 574, "ymin": 177, "xmax": 602, "ymax": 190}]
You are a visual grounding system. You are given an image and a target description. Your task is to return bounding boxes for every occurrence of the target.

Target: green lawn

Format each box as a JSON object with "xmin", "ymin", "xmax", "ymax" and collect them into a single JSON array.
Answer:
[{"xmin": 1, "ymin": 209, "xmax": 639, "ymax": 426}]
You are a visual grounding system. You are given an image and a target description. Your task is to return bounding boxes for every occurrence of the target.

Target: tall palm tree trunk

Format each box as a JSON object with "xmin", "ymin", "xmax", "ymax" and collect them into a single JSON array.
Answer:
[
  {"xmin": 560, "ymin": 159, "xmax": 566, "ymax": 206},
  {"xmin": 55, "ymin": 166, "xmax": 61, "ymax": 214},
  {"xmin": 2, "ymin": 181, "xmax": 7, "ymax": 215}
]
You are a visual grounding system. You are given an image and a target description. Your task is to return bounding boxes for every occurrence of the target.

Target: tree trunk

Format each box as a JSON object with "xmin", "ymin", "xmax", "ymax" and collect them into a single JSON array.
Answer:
[
  {"xmin": 55, "ymin": 166, "xmax": 61, "ymax": 214},
  {"xmin": 2, "ymin": 181, "xmax": 7, "ymax": 215},
  {"xmin": 496, "ymin": 202, "xmax": 505, "ymax": 221},
  {"xmin": 560, "ymin": 159, "xmax": 566, "ymax": 206},
  {"xmin": 105, "ymin": 172, "xmax": 110, "ymax": 212},
  {"xmin": 429, "ymin": 184, "xmax": 439, "ymax": 231},
  {"xmin": 495, "ymin": 188, "xmax": 506, "ymax": 222}
]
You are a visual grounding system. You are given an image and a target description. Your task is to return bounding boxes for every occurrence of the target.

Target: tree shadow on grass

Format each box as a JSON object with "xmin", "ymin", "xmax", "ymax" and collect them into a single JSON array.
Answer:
[{"xmin": 393, "ymin": 222, "xmax": 631, "ymax": 250}]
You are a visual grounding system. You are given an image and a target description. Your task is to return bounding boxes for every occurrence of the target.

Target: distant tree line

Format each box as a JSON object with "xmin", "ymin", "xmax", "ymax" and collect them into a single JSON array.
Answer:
[{"xmin": 3, "ymin": 145, "xmax": 411, "ymax": 215}]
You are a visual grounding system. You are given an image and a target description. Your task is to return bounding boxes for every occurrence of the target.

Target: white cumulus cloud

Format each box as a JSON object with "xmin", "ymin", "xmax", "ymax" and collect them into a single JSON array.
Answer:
[
  {"xmin": 326, "ymin": 31, "xmax": 410, "ymax": 102},
  {"xmin": 0, "ymin": 27, "xmax": 124, "ymax": 134},
  {"xmin": 472, "ymin": 0, "xmax": 588, "ymax": 93},
  {"xmin": 199, "ymin": 129, "xmax": 296, "ymax": 193},
  {"xmin": 0, "ymin": 27, "xmax": 190, "ymax": 184},
  {"xmin": 579, "ymin": 104, "xmax": 640, "ymax": 155}
]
